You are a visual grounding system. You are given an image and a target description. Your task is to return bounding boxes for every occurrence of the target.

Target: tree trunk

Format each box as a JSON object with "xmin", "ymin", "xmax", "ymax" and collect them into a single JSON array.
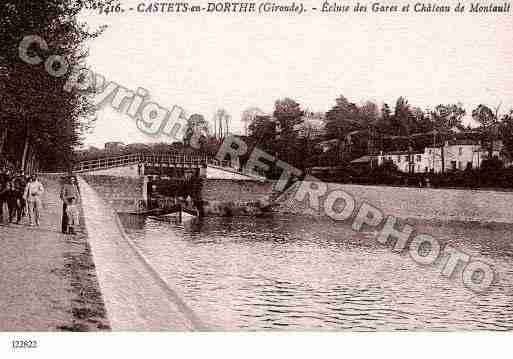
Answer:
[
  {"xmin": 441, "ymin": 144, "xmax": 445, "ymax": 173},
  {"xmin": 0, "ymin": 127, "xmax": 8, "ymax": 156},
  {"xmin": 29, "ymin": 151, "xmax": 36, "ymax": 174},
  {"xmin": 26, "ymin": 147, "xmax": 33, "ymax": 174},
  {"xmin": 21, "ymin": 137, "xmax": 30, "ymax": 175},
  {"xmin": 488, "ymin": 127, "xmax": 495, "ymax": 159}
]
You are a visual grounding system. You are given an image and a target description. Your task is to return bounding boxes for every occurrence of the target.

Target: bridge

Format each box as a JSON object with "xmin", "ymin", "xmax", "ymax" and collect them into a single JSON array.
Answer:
[
  {"xmin": 74, "ymin": 151, "xmax": 272, "ymax": 217},
  {"xmin": 73, "ymin": 152, "xmax": 264, "ymax": 181},
  {"xmin": 74, "ymin": 152, "xmax": 210, "ymax": 173}
]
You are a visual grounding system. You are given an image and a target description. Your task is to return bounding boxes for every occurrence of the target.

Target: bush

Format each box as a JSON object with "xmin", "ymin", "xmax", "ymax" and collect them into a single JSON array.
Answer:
[
  {"xmin": 481, "ymin": 157, "xmax": 504, "ymax": 172},
  {"xmin": 368, "ymin": 161, "xmax": 404, "ymax": 185},
  {"xmin": 308, "ymin": 157, "xmax": 513, "ymax": 190}
]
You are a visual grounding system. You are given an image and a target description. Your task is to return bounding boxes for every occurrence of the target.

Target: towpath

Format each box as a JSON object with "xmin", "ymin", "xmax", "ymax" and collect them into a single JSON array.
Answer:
[{"xmin": 0, "ymin": 177, "xmax": 109, "ymax": 331}]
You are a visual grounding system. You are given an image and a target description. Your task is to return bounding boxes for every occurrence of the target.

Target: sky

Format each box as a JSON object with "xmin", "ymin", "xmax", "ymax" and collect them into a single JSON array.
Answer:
[{"xmin": 80, "ymin": 1, "xmax": 513, "ymax": 148}]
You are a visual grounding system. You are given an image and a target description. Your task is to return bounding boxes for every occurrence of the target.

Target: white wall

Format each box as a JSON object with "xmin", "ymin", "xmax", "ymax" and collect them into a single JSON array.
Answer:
[
  {"xmin": 80, "ymin": 164, "xmax": 142, "ymax": 178},
  {"xmin": 378, "ymin": 144, "xmax": 501, "ymax": 174}
]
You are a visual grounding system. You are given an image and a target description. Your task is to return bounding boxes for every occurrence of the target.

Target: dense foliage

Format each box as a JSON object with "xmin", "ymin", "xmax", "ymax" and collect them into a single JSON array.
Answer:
[{"xmin": 0, "ymin": 0, "xmax": 103, "ymax": 172}]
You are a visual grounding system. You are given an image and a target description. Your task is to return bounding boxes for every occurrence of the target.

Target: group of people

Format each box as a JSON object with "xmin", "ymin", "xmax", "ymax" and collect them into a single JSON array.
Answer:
[
  {"xmin": 0, "ymin": 171, "xmax": 44, "ymax": 226},
  {"xmin": 0, "ymin": 170, "xmax": 81, "ymax": 235}
]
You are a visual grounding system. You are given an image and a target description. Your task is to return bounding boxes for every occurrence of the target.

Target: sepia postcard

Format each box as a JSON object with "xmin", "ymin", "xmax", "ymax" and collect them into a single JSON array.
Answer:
[{"xmin": 1, "ymin": 0, "xmax": 512, "ymax": 357}]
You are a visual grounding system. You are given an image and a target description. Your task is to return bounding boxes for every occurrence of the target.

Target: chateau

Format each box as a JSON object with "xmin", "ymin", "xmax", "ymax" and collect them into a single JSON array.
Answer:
[{"xmin": 372, "ymin": 140, "xmax": 502, "ymax": 173}]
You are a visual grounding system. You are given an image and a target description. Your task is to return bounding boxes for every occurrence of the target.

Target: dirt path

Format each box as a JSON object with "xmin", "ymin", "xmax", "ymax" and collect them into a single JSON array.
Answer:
[{"xmin": 0, "ymin": 177, "xmax": 109, "ymax": 331}]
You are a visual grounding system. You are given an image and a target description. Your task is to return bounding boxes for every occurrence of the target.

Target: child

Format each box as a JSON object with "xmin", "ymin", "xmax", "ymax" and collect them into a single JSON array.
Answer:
[{"xmin": 66, "ymin": 197, "xmax": 80, "ymax": 235}]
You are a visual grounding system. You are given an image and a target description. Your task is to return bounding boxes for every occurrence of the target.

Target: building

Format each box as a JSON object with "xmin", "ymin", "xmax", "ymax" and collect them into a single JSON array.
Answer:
[
  {"xmin": 104, "ymin": 141, "xmax": 125, "ymax": 152},
  {"xmin": 293, "ymin": 112, "xmax": 326, "ymax": 139},
  {"xmin": 372, "ymin": 140, "xmax": 502, "ymax": 173},
  {"xmin": 375, "ymin": 150, "xmax": 421, "ymax": 173}
]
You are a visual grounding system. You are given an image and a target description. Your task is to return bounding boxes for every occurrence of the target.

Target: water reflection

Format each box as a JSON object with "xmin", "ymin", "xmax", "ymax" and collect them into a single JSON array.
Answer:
[{"xmin": 120, "ymin": 213, "xmax": 513, "ymax": 330}]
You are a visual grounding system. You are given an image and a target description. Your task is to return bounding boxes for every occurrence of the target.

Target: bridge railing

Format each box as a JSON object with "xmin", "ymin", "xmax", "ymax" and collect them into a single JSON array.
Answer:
[
  {"xmin": 207, "ymin": 159, "xmax": 231, "ymax": 168},
  {"xmin": 74, "ymin": 153, "xmax": 142, "ymax": 172},
  {"xmin": 74, "ymin": 152, "xmax": 211, "ymax": 172},
  {"xmin": 74, "ymin": 152, "xmax": 264, "ymax": 179}
]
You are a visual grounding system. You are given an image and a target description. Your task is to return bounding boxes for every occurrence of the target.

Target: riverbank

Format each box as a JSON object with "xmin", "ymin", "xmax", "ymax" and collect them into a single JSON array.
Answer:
[
  {"xmin": 78, "ymin": 177, "xmax": 204, "ymax": 330},
  {"xmin": 0, "ymin": 177, "xmax": 109, "ymax": 331},
  {"xmin": 276, "ymin": 181, "xmax": 513, "ymax": 223}
]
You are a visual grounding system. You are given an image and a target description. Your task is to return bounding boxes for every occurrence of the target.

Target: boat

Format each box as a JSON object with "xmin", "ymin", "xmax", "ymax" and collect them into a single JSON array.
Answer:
[{"xmin": 148, "ymin": 211, "xmax": 197, "ymax": 223}]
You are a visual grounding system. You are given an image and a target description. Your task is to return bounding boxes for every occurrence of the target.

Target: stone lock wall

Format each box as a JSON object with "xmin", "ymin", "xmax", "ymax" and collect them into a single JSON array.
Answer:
[
  {"xmin": 277, "ymin": 181, "xmax": 513, "ymax": 223},
  {"xmin": 201, "ymin": 179, "xmax": 274, "ymax": 216},
  {"xmin": 81, "ymin": 175, "xmax": 274, "ymax": 216},
  {"xmin": 201, "ymin": 179, "xmax": 272, "ymax": 202},
  {"xmin": 81, "ymin": 175, "xmax": 146, "ymax": 213}
]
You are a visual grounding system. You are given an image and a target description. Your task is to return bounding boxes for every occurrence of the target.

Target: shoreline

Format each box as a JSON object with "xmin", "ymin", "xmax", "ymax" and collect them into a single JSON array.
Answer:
[
  {"xmin": 273, "ymin": 208, "xmax": 513, "ymax": 229},
  {"xmin": 78, "ymin": 176, "xmax": 203, "ymax": 330},
  {"xmin": 274, "ymin": 181, "xmax": 513, "ymax": 224}
]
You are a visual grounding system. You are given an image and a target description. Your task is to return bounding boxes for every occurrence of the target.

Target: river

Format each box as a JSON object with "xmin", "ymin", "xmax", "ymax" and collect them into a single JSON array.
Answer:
[{"xmin": 118, "ymin": 213, "xmax": 513, "ymax": 331}]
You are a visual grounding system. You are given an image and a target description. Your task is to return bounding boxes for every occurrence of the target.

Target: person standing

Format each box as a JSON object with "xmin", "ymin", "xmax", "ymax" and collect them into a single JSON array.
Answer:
[
  {"xmin": 65, "ymin": 197, "xmax": 80, "ymax": 235},
  {"xmin": 5, "ymin": 180, "xmax": 19, "ymax": 223},
  {"xmin": 23, "ymin": 174, "xmax": 44, "ymax": 226},
  {"xmin": 60, "ymin": 176, "xmax": 80, "ymax": 234},
  {"xmin": 59, "ymin": 177, "xmax": 68, "ymax": 233},
  {"xmin": 12, "ymin": 174, "xmax": 27, "ymax": 224},
  {"xmin": 0, "ymin": 170, "xmax": 11, "ymax": 224}
]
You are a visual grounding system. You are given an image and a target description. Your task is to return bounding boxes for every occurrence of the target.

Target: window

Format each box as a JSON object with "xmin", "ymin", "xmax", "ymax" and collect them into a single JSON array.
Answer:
[
  {"xmin": 405, "ymin": 155, "xmax": 409, "ymax": 162},
  {"xmin": 459, "ymin": 147, "xmax": 463, "ymax": 155},
  {"xmin": 397, "ymin": 155, "xmax": 401, "ymax": 163},
  {"xmin": 416, "ymin": 155, "xmax": 422, "ymax": 162}
]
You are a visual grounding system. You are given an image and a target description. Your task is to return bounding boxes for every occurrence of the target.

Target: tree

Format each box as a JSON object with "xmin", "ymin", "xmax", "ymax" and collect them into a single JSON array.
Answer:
[
  {"xmin": 0, "ymin": 0, "xmax": 104, "ymax": 172},
  {"xmin": 325, "ymin": 95, "xmax": 361, "ymax": 140},
  {"xmin": 212, "ymin": 108, "xmax": 230, "ymax": 140},
  {"xmin": 432, "ymin": 103, "xmax": 466, "ymax": 131},
  {"xmin": 372, "ymin": 103, "xmax": 393, "ymax": 135},
  {"xmin": 391, "ymin": 97, "xmax": 412, "ymax": 136},
  {"xmin": 125, "ymin": 143, "xmax": 150, "ymax": 154},
  {"xmin": 499, "ymin": 110, "xmax": 513, "ymax": 161},
  {"xmin": 359, "ymin": 101, "xmax": 380, "ymax": 128},
  {"xmin": 411, "ymin": 107, "xmax": 433, "ymax": 134},
  {"xmin": 184, "ymin": 113, "xmax": 209, "ymax": 149},
  {"xmin": 273, "ymin": 98, "xmax": 304, "ymax": 134},
  {"xmin": 241, "ymin": 107, "xmax": 264, "ymax": 136},
  {"xmin": 472, "ymin": 104, "xmax": 500, "ymax": 158},
  {"xmin": 248, "ymin": 115, "xmax": 277, "ymax": 154},
  {"xmin": 270, "ymin": 98, "xmax": 304, "ymax": 168},
  {"xmin": 150, "ymin": 142, "xmax": 174, "ymax": 153}
]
